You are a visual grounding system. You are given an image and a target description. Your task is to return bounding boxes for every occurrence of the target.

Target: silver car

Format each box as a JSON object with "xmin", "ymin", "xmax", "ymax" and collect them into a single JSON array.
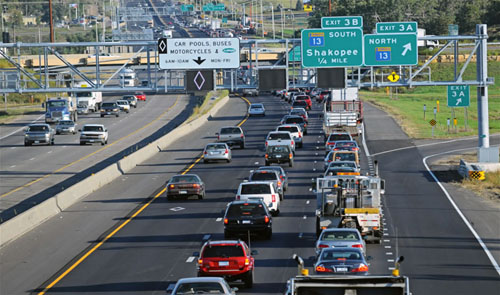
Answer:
[
  {"xmin": 248, "ymin": 103, "xmax": 265, "ymax": 116},
  {"xmin": 123, "ymin": 94, "xmax": 137, "ymax": 108},
  {"xmin": 323, "ymin": 159, "xmax": 360, "ymax": 171},
  {"xmin": 315, "ymin": 228, "xmax": 366, "ymax": 256},
  {"xmin": 24, "ymin": 123, "xmax": 55, "ymax": 146},
  {"xmin": 257, "ymin": 166, "xmax": 288, "ymax": 192},
  {"xmin": 55, "ymin": 120, "xmax": 77, "ymax": 135},
  {"xmin": 203, "ymin": 143, "xmax": 232, "ymax": 163},
  {"xmin": 167, "ymin": 277, "xmax": 237, "ymax": 295},
  {"xmin": 276, "ymin": 124, "xmax": 303, "ymax": 148}
]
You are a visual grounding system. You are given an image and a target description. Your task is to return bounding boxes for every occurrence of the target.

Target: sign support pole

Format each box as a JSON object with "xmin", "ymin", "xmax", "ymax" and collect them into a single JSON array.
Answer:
[{"xmin": 476, "ymin": 24, "xmax": 489, "ymax": 149}]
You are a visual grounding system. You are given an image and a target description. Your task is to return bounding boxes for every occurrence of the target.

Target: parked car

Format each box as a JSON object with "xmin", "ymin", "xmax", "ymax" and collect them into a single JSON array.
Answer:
[
  {"xmin": 265, "ymin": 145, "xmax": 294, "ymax": 167},
  {"xmin": 55, "ymin": 120, "xmax": 77, "ymax": 135},
  {"xmin": 314, "ymin": 248, "xmax": 369, "ymax": 275},
  {"xmin": 167, "ymin": 277, "xmax": 237, "ymax": 294},
  {"xmin": 265, "ymin": 131, "xmax": 295, "ymax": 152},
  {"xmin": 166, "ymin": 174, "xmax": 205, "ymax": 200},
  {"xmin": 276, "ymin": 124, "xmax": 303, "ymax": 148},
  {"xmin": 203, "ymin": 143, "xmax": 232, "ymax": 163},
  {"xmin": 115, "ymin": 100, "xmax": 130, "ymax": 113},
  {"xmin": 248, "ymin": 103, "xmax": 265, "ymax": 116},
  {"xmin": 195, "ymin": 240, "xmax": 257, "ymax": 288},
  {"xmin": 248, "ymin": 169, "xmax": 284, "ymax": 200},
  {"xmin": 79, "ymin": 124, "xmax": 108, "ymax": 145},
  {"xmin": 256, "ymin": 166, "xmax": 288, "ymax": 192},
  {"xmin": 315, "ymin": 228, "xmax": 366, "ymax": 256},
  {"xmin": 100, "ymin": 102, "xmax": 120, "ymax": 117},
  {"xmin": 223, "ymin": 199, "xmax": 273, "ymax": 239},
  {"xmin": 123, "ymin": 94, "xmax": 137, "ymax": 108},
  {"xmin": 217, "ymin": 126, "xmax": 245, "ymax": 149},
  {"xmin": 24, "ymin": 123, "xmax": 55, "ymax": 146},
  {"xmin": 135, "ymin": 92, "xmax": 146, "ymax": 101}
]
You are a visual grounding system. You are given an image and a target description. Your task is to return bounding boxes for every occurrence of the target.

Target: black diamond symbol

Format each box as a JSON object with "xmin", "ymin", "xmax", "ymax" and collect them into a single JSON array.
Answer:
[
  {"xmin": 194, "ymin": 71, "xmax": 206, "ymax": 90},
  {"xmin": 158, "ymin": 39, "xmax": 167, "ymax": 54}
]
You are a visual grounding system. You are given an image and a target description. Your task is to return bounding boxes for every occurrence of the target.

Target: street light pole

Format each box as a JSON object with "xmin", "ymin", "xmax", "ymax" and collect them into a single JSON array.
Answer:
[
  {"xmin": 49, "ymin": 0, "xmax": 55, "ymax": 42},
  {"xmin": 271, "ymin": 4, "xmax": 275, "ymax": 39},
  {"xmin": 281, "ymin": 8, "xmax": 284, "ymax": 39},
  {"xmin": 260, "ymin": 0, "xmax": 263, "ymax": 37}
]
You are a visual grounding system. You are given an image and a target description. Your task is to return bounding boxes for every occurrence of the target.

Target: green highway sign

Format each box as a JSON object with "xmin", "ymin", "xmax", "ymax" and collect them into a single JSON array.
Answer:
[
  {"xmin": 289, "ymin": 46, "xmax": 301, "ymax": 62},
  {"xmin": 363, "ymin": 33, "xmax": 417, "ymax": 66},
  {"xmin": 301, "ymin": 28, "xmax": 363, "ymax": 68},
  {"xmin": 321, "ymin": 16, "xmax": 363, "ymax": 28},
  {"xmin": 203, "ymin": 3, "xmax": 225, "ymax": 11},
  {"xmin": 447, "ymin": 85, "xmax": 470, "ymax": 107},
  {"xmin": 181, "ymin": 4, "xmax": 194, "ymax": 12},
  {"xmin": 376, "ymin": 22, "xmax": 417, "ymax": 34}
]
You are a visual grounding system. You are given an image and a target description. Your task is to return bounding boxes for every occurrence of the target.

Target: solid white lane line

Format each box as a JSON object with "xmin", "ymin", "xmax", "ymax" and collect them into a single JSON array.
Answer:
[
  {"xmin": 186, "ymin": 256, "xmax": 196, "ymax": 263},
  {"xmin": 216, "ymin": 217, "xmax": 222, "ymax": 222},
  {"xmin": 361, "ymin": 123, "xmax": 370, "ymax": 157},
  {"xmin": 423, "ymin": 147, "xmax": 500, "ymax": 276},
  {"xmin": 0, "ymin": 114, "xmax": 44, "ymax": 140}
]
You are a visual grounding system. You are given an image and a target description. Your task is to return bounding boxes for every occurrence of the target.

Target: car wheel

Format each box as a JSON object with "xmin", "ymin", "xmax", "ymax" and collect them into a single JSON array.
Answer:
[
  {"xmin": 304, "ymin": 130, "xmax": 308, "ymax": 135},
  {"xmin": 100, "ymin": 115, "xmax": 104, "ymax": 118},
  {"xmin": 272, "ymin": 209, "xmax": 279, "ymax": 217},
  {"xmin": 264, "ymin": 228, "xmax": 272, "ymax": 240},
  {"xmin": 203, "ymin": 159, "xmax": 208, "ymax": 163},
  {"xmin": 105, "ymin": 140, "xmax": 108, "ymax": 144},
  {"xmin": 227, "ymin": 158, "xmax": 231, "ymax": 163},
  {"xmin": 24, "ymin": 141, "xmax": 30, "ymax": 146},
  {"xmin": 280, "ymin": 193, "xmax": 283, "ymax": 201},
  {"xmin": 198, "ymin": 193, "xmax": 204, "ymax": 200},
  {"xmin": 299, "ymin": 142, "xmax": 303, "ymax": 148},
  {"xmin": 116, "ymin": 114, "xmax": 119, "ymax": 117},
  {"xmin": 80, "ymin": 141, "xmax": 85, "ymax": 145},
  {"xmin": 244, "ymin": 270, "xmax": 254, "ymax": 288},
  {"xmin": 167, "ymin": 194, "xmax": 173, "ymax": 201},
  {"xmin": 73, "ymin": 131, "xmax": 76, "ymax": 135},
  {"xmin": 240, "ymin": 142, "xmax": 245, "ymax": 149},
  {"xmin": 224, "ymin": 230, "xmax": 231, "ymax": 239},
  {"xmin": 134, "ymin": 105, "xmax": 137, "ymax": 108},
  {"xmin": 265, "ymin": 160, "xmax": 269, "ymax": 166},
  {"xmin": 50, "ymin": 139, "xmax": 55, "ymax": 145},
  {"xmin": 126, "ymin": 110, "xmax": 129, "ymax": 113},
  {"xmin": 55, "ymin": 131, "xmax": 59, "ymax": 135},
  {"xmin": 101, "ymin": 141, "xmax": 105, "ymax": 146},
  {"xmin": 289, "ymin": 160, "xmax": 294, "ymax": 167}
]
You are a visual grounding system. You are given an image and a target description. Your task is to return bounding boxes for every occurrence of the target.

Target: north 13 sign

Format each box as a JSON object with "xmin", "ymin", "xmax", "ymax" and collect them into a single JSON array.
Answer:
[{"xmin": 159, "ymin": 38, "xmax": 240, "ymax": 70}]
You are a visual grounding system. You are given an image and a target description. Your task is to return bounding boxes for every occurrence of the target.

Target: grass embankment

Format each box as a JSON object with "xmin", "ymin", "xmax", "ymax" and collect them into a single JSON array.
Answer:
[
  {"xmin": 186, "ymin": 90, "xmax": 229, "ymax": 123},
  {"xmin": 362, "ymin": 61, "xmax": 500, "ymax": 138}
]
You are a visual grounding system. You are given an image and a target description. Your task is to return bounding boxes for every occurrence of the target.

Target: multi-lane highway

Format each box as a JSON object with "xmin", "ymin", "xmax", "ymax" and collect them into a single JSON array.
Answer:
[
  {"xmin": 0, "ymin": 94, "xmax": 193, "ymax": 222},
  {"xmin": 1, "ymin": 94, "xmax": 498, "ymax": 295}
]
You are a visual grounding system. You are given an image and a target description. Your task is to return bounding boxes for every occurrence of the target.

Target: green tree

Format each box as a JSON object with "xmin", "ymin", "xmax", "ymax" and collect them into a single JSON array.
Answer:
[
  {"xmin": 9, "ymin": 9, "xmax": 24, "ymax": 27},
  {"xmin": 296, "ymin": 0, "xmax": 304, "ymax": 11}
]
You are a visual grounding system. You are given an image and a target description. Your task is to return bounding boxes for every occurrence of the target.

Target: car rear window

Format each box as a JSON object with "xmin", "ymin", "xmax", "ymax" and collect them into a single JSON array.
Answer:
[
  {"xmin": 202, "ymin": 245, "xmax": 244, "ymax": 257},
  {"xmin": 290, "ymin": 110, "xmax": 305, "ymax": 116},
  {"xmin": 250, "ymin": 172, "xmax": 277, "ymax": 181},
  {"xmin": 334, "ymin": 153, "xmax": 356, "ymax": 162},
  {"xmin": 241, "ymin": 184, "xmax": 271, "ymax": 194},
  {"xmin": 102, "ymin": 103, "xmax": 115, "ymax": 107},
  {"xmin": 285, "ymin": 117, "xmax": 304, "ymax": 124},
  {"xmin": 268, "ymin": 133, "xmax": 291, "ymax": 140},
  {"xmin": 295, "ymin": 96, "xmax": 309, "ymax": 100},
  {"xmin": 170, "ymin": 175, "xmax": 199, "ymax": 183},
  {"xmin": 206, "ymin": 144, "xmax": 226, "ymax": 150},
  {"xmin": 28, "ymin": 125, "xmax": 48, "ymax": 131},
  {"xmin": 268, "ymin": 146, "xmax": 289, "ymax": 153},
  {"xmin": 58, "ymin": 121, "xmax": 73, "ymax": 125},
  {"xmin": 292, "ymin": 101, "xmax": 307, "ymax": 107},
  {"xmin": 277, "ymin": 126, "xmax": 299, "ymax": 133},
  {"xmin": 227, "ymin": 203, "xmax": 266, "ymax": 217},
  {"xmin": 335, "ymin": 142, "xmax": 356, "ymax": 148},
  {"xmin": 250, "ymin": 104, "xmax": 262, "ymax": 109},
  {"xmin": 322, "ymin": 231, "xmax": 360, "ymax": 241},
  {"xmin": 83, "ymin": 126, "xmax": 103, "ymax": 132},
  {"xmin": 328, "ymin": 134, "xmax": 351, "ymax": 141},
  {"xmin": 328, "ymin": 161, "xmax": 356, "ymax": 168},
  {"xmin": 220, "ymin": 127, "xmax": 241, "ymax": 134},
  {"xmin": 321, "ymin": 250, "xmax": 361, "ymax": 260},
  {"xmin": 176, "ymin": 283, "xmax": 224, "ymax": 293}
]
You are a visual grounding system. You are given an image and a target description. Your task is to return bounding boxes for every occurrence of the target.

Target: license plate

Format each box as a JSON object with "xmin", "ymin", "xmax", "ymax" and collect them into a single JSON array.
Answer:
[
  {"xmin": 276, "ymin": 155, "xmax": 282, "ymax": 158},
  {"xmin": 34, "ymin": 141, "xmax": 39, "ymax": 144},
  {"xmin": 106, "ymin": 112, "xmax": 111, "ymax": 114},
  {"xmin": 219, "ymin": 261, "xmax": 229, "ymax": 266},
  {"xmin": 336, "ymin": 267, "xmax": 348, "ymax": 272},
  {"xmin": 89, "ymin": 140, "xmax": 94, "ymax": 142},
  {"xmin": 242, "ymin": 220, "xmax": 251, "ymax": 224},
  {"xmin": 179, "ymin": 190, "xmax": 187, "ymax": 194}
]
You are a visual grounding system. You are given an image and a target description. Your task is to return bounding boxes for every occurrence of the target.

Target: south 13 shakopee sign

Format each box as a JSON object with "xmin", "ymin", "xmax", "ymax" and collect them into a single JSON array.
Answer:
[{"xmin": 158, "ymin": 38, "xmax": 240, "ymax": 70}]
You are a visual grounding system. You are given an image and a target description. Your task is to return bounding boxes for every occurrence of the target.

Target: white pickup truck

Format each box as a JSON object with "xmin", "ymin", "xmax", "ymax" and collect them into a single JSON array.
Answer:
[{"xmin": 265, "ymin": 131, "xmax": 295, "ymax": 152}]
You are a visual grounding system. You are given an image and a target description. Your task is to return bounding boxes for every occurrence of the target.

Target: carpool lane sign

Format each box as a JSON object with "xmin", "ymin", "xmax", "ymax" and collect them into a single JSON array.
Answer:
[
  {"xmin": 158, "ymin": 38, "xmax": 240, "ymax": 70},
  {"xmin": 301, "ymin": 28, "xmax": 363, "ymax": 68}
]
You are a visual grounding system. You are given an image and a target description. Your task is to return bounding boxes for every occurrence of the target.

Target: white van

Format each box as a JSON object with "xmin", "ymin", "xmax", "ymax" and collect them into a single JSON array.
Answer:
[{"xmin": 236, "ymin": 181, "xmax": 280, "ymax": 216}]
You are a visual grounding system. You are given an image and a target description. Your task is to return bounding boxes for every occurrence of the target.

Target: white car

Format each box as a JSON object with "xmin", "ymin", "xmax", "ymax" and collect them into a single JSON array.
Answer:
[
  {"xmin": 115, "ymin": 100, "xmax": 130, "ymax": 113},
  {"xmin": 79, "ymin": 124, "xmax": 108, "ymax": 145},
  {"xmin": 276, "ymin": 124, "xmax": 303, "ymax": 148},
  {"xmin": 236, "ymin": 181, "xmax": 280, "ymax": 216},
  {"xmin": 248, "ymin": 103, "xmax": 265, "ymax": 116},
  {"xmin": 265, "ymin": 131, "xmax": 295, "ymax": 152},
  {"xmin": 167, "ymin": 277, "xmax": 237, "ymax": 295}
]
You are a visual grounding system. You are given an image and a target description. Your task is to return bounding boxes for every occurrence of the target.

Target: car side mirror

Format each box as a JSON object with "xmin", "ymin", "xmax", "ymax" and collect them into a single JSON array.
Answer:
[
  {"xmin": 231, "ymin": 287, "xmax": 238, "ymax": 293},
  {"xmin": 250, "ymin": 250, "xmax": 259, "ymax": 255},
  {"xmin": 215, "ymin": 132, "xmax": 219, "ymax": 135},
  {"xmin": 78, "ymin": 129, "xmax": 82, "ymax": 132}
]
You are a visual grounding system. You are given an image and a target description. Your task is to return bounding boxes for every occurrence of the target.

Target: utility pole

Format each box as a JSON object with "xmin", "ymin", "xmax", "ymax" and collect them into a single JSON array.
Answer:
[
  {"xmin": 271, "ymin": 4, "xmax": 275, "ymax": 39},
  {"xmin": 49, "ymin": 0, "xmax": 55, "ymax": 42},
  {"xmin": 260, "ymin": 0, "xmax": 264, "ymax": 37},
  {"xmin": 102, "ymin": 0, "xmax": 106, "ymax": 42},
  {"xmin": 281, "ymin": 7, "xmax": 284, "ymax": 39}
]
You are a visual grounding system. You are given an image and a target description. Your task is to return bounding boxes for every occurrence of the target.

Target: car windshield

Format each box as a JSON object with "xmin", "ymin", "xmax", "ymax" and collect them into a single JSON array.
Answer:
[
  {"xmin": 102, "ymin": 103, "xmax": 115, "ymax": 107},
  {"xmin": 83, "ymin": 126, "xmax": 103, "ymax": 132},
  {"xmin": 334, "ymin": 153, "xmax": 356, "ymax": 162},
  {"xmin": 321, "ymin": 250, "xmax": 362, "ymax": 261},
  {"xmin": 328, "ymin": 162, "xmax": 356, "ymax": 168},
  {"xmin": 277, "ymin": 126, "xmax": 299, "ymax": 133},
  {"xmin": 251, "ymin": 173, "xmax": 277, "ymax": 181},
  {"xmin": 227, "ymin": 203, "xmax": 266, "ymax": 217},
  {"xmin": 123, "ymin": 95, "xmax": 134, "ymax": 100},
  {"xmin": 292, "ymin": 101, "xmax": 307, "ymax": 107},
  {"xmin": 116, "ymin": 101, "xmax": 127, "ymax": 105},
  {"xmin": 176, "ymin": 282, "xmax": 224, "ymax": 294},
  {"xmin": 285, "ymin": 118, "xmax": 304, "ymax": 124},
  {"xmin": 206, "ymin": 144, "xmax": 226, "ymax": 150},
  {"xmin": 241, "ymin": 184, "xmax": 271, "ymax": 194},
  {"xmin": 220, "ymin": 127, "xmax": 241, "ymax": 134},
  {"xmin": 290, "ymin": 110, "xmax": 305, "ymax": 115},
  {"xmin": 268, "ymin": 146, "xmax": 289, "ymax": 153},
  {"xmin": 170, "ymin": 176, "xmax": 199, "ymax": 183},
  {"xmin": 328, "ymin": 134, "xmax": 351, "ymax": 141},
  {"xmin": 295, "ymin": 96, "xmax": 309, "ymax": 100},
  {"xmin": 203, "ymin": 245, "xmax": 244, "ymax": 258},
  {"xmin": 268, "ymin": 133, "xmax": 290, "ymax": 140},
  {"xmin": 58, "ymin": 121, "xmax": 73, "ymax": 126},
  {"xmin": 28, "ymin": 125, "xmax": 48, "ymax": 132},
  {"xmin": 322, "ymin": 231, "xmax": 360, "ymax": 241}
]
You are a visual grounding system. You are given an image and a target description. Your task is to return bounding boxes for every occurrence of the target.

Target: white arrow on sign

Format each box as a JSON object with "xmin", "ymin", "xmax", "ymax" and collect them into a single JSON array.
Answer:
[
  {"xmin": 456, "ymin": 98, "xmax": 462, "ymax": 106},
  {"xmin": 402, "ymin": 43, "xmax": 412, "ymax": 56}
]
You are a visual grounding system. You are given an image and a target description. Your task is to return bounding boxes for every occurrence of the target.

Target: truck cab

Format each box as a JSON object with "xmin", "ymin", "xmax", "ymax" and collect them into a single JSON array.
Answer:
[{"xmin": 44, "ymin": 97, "xmax": 77, "ymax": 123}]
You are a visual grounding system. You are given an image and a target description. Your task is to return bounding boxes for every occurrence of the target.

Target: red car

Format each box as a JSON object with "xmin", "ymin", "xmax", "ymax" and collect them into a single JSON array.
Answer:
[
  {"xmin": 294, "ymin": 95, "xmax": 312, "ymax": 110},
  {"xmin": 196, "ymin": 240, "xmax": 257, "ymax": 288},
  {"xmin": 134, "ymin": 92, "xmax": 146, "ymax": 101}
]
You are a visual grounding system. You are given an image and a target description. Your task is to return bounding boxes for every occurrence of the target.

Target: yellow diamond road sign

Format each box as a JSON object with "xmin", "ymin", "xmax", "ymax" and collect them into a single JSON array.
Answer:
[
  {"xmin": 429, "ymin": 119, "xmax": 437, "ymax": 126},
  {"xmin": 387, "ymin": 71, "xmax": 400, "ymax": 82}
]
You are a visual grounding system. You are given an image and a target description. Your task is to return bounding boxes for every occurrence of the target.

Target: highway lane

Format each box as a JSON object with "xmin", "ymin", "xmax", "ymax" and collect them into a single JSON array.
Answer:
[
  {"xmin": 364, "ymin": 103, "xmax": 500, "ymax": 294},
  {"xmin": 27, "ymin": 95, "xmax": 389, "ymax": 295},
  {"xmin": 0, "ymin": 94, "xmax": 193, "ymax": 222}
]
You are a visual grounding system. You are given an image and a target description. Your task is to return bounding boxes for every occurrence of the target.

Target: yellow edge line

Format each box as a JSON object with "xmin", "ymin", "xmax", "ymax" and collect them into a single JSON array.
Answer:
[
  {"xmin": 37, "ymin": 94, "xmax": 251, "ymax": 295},
  {"xmin": 1, "ymin": 96, "xmax": 180, "ymax": 200}
]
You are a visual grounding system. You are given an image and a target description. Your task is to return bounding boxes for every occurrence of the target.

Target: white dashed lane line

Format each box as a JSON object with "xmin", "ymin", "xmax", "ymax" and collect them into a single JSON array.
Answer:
[
  {"xmin": 29, "ymin": 158, "xmax": 35, "ymax": 161},
  {"xmin": 202, "ymin": 235, "xmax": 211, "ymax": 240},
  {"xmin": 216, "ymin": 217, "xmax": 222, "ymax": 222},
  {"xmin": 185, "ymin": 256, "xmax": 196, "ymax": 263}
]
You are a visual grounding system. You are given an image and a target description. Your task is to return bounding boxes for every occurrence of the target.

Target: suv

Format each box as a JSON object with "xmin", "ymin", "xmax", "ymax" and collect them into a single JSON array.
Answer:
[
  {"xmin": 292, "ymin": 95, "xmax": 312, "ymax": 110},
  {"xmin": 265, "ymin": 145, "xmax": 294, "ymax": 167},
  {"xmin": 115, "ymin": 100, "xmax": 130, "ymax": 113},
  {"xmin": 123, "ymin": 94, "xmax": 137, "ymax": 108},
  {"xmin": 236, "ymin": 181, "xmax": 280, "ymax": 215},
  {"xmin": 223, "ymin": 200, "xmax": 273, "ymax": 239},
  {"xmin": 265, "ymin": 131, "xmax": 295, "ymax": 152},
  {"xmin": 196, "ymin": 240, "xmax": 257, "ymax": 288},
  {"xmin": 100, "ymin": 102, "xmax": 120, "ymax": 117},
  {"xmin": 281, "ymin": 115, "xmax": 308, "ymax": 135},
  {"xmin": 249, "ymin": 170, "xmax": 284, "ymax": 200},
  {"xmin": 79, "ymin": 124, "xmax": 108, "ymax": 145},
  {"xmin": 325, "ymin": 132, "xmax": 353, "ymax": 153},
  {"xmin": 276, "ymin": 124, "xmax": 303, "ymax": 148},
  {"xmin": 257, "ymin": 166, "xmax": 288, "ymax": 192},
  {"xmin": 217, "ymin": 126, "xmax": 245, "ymax": 149},
  {"xmin": 24, "ymin": 123, "xmax": 55, "ymax": 146}
]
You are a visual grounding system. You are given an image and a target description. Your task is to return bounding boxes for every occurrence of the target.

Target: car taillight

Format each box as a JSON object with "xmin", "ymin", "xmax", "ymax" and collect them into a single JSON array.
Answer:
[
  {"xmin": 224, "ymin": 149, "xmax": 229, "ymax": 154},
  {"xmin": 244, "ymin": 258, "xmax": 250, "ymax": 265},
  {"xmin": 277, "ymin": 181, "xmax": 282, "ymax": 187},
  {"xmin": 299, "ymin": 133, "xmax": 302, "ymax": 138},
  {"xmin": 265, "ymin": 141, "xmax": 268, "ymax": 146},
  {"xmin": 318, "ymin": 244, "xmax": 329, "ymax": 248},
  {"xmin": 224, "ymin": 218, "xmax": 228, "ymax": 224},
  {"xmin": 217, "ymin": 135, "xmax": 220, "ymax": 140},
  {"xmin": 315, "ymin": 264, "xmax": 332, "ymax": 272},
  {"xmin": 280, "ymin": 176, "xmax": 284, "ymax": 180},
  {"xmin": 327, "ymin": 142, "xmax": 335, "ymax": 145},
  {"xmin": 265, "ymin": 154, "xmax": 268, "ymax": 159},
  {"xmin": 264, "ymin": 216, "xmax": 270, "ymax": 223},
  {"xmin": 236, "ymin": 195, "xmax": 240, "ymax": 200},
  {"xmin": 327, "ymin": 160, "xmax": 332, "ymax": 162},
  {"xmin": 169, "ymin": 184, "xmax": 175, "ymax": 189},
  {"xmin": 334, "ymin": 148, "xmax": 339, "ymax": 151},
  {"xmin": 353, "ymin": 147, "xmax": 359, "ymax": 151},
  {"xmin": 272, "ymin": 195, "xmax": 276, "ymax": 202},
  {"xmin": 193, "ymin": 184, "xmax": 200, "ymax": 188},
  {"xmin": 204, "ymin": 151, "xmax": 207, "ymax": 155},
  {"xmin": 352, "ymin": 263, "xmax": 369, "ymax": 272},
  {"xmin": 289, "ymin": 153, "xmax": 293, "ymax": 159},
  {"xmin": 240, "ymin": 134, "xmax": 244, "ymax": 138},
  {"xmin": 352, "ymin": 244, "xmax": 363, "ymax": 248},
  {"xmin": 198, "ymin": 259, "xmax": 203, "ymax": 265},
  {"xmin": 291, "ymin": 140, "xmax": 294, "ymax": 146}
]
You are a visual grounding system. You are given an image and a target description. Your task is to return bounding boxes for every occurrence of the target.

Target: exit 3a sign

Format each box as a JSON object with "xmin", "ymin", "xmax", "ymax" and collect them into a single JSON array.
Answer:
[{"xmin": 447, "ymin": 85, "xmax": 470, "ymax": 107}]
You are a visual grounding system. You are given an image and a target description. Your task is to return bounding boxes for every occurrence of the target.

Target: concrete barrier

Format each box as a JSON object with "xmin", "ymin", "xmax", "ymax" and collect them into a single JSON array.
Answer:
[
  {"xmin": 0, "ymin": 95, "xmax": 231, "ymax": 247},
  {"xmin": 457, "ymin": 159, "xmax": 500, "ymax": 181}
]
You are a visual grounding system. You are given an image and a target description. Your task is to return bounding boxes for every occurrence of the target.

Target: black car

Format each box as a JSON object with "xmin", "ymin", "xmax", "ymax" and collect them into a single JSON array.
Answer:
[
  {"xmin": 166, "ymin": 174, "xmax": 205, "ymax": 200},
  {"xmin": 223, "ymin": 200, "xmax": 272, "ymax": 239},
  {"xmin": 314, "ymin": 248, "xmax": 369, "ymax": 275},
  {"xmin": 100, "ymin": 102, "xmax": 120, "ymax": 117},
  {"xmin": 281, "ymin": 115, "xmax": 308, "ymax": 135},
  {"xmin": 265, "ymin": 145, "xmax": 294, "ymax": 167}
]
